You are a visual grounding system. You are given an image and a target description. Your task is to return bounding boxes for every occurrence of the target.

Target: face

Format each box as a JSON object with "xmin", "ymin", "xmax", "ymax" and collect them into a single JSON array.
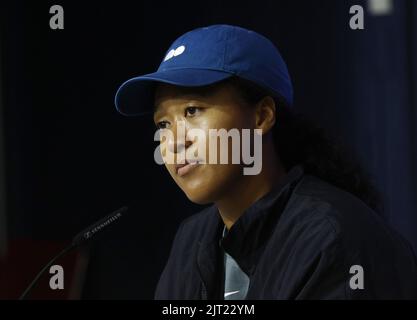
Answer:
[{"xmin": 153, "ymin": 81, "xmax": 256, "ymax": 204}]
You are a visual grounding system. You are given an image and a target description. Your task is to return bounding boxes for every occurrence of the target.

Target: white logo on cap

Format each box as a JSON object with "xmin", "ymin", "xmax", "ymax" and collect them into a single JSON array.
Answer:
[{"xmin": 163, "ymin": 45, "xmax": 186, "ymax": 62}]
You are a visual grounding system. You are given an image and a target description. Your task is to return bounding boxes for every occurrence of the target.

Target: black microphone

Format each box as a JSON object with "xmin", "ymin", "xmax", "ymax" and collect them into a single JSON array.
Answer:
[{"xmin": 19, "ymin": 206, "xmax": 129, "ymax": 300}]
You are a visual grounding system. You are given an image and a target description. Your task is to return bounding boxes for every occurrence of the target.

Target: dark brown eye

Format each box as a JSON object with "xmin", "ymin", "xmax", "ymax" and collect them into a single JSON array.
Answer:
[
  {"xmin": 185, "ymin": 106, "xmax": 201, "ymax": 117},
  {"xmin": 156, "ymin": 120, "xmax": 169, "ymax": 129}
]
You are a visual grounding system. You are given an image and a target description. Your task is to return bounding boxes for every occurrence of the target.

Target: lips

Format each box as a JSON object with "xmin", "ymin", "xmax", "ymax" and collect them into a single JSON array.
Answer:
[{"xmin": 175, "ymin": 161, "xmax": 200, "ymax": 177}]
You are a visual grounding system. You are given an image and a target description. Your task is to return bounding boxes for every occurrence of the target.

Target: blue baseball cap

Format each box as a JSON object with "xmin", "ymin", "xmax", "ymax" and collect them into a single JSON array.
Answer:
[{"xmin": 115, "ymin": 24, "xmax": 293, "ymax": 116}]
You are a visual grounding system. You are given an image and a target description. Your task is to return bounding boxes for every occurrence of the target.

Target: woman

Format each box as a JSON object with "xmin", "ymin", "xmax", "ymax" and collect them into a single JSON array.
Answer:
[{"xmin": 115, "ymin": 25, "xmax": 417, "ymax": 299}]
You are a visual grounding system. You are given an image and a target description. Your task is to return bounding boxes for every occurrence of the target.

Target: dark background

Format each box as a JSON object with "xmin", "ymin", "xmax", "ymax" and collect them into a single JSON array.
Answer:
[{"xmin": 0, "ymin": 0, "xmax": 416, "ymax": 299}]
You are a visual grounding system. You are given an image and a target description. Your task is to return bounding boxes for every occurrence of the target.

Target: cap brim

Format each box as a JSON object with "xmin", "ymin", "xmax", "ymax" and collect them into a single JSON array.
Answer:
[{"xmin": 115, "ymin": 68, "xmax": 233, "ymax": 116}]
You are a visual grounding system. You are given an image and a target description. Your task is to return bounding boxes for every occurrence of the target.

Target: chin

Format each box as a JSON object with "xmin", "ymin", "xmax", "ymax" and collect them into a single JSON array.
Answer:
[
  {"xmin": 173, "ymin": 166, "xmax": 239, "ymax": 205},
  {"xmin": 183, "ymin": 188, "xmax": 216, "ymax": 205},
  {"xmin": 180, "ymin": 180, "xmax": 224, "ymax": 205}
]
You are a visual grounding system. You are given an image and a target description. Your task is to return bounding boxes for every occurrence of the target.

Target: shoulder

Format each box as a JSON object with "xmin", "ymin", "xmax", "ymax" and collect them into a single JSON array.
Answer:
[
  {"xmin": 285, "ymin": 175, "xmax": 416, "ymax": 269},
  {"xmin": 290, "ymin": 175, "xmax": 394, "ymax": 240},
  {"xmin": 285, "ymin": 175, "xmax": 417, "ymax": 298}
]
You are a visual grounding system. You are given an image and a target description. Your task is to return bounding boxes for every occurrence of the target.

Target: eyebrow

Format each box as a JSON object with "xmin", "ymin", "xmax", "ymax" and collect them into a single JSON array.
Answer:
[{"xmin": 153, "ymin": 90, "xmax": 214, "ymax": 115}]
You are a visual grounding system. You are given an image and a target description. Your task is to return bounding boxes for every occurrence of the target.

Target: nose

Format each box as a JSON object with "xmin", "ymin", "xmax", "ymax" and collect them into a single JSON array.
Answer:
[
  {"xmin": 167, "ymin": 137, "xmax": 191, "ymax": 154},
  {"xmin": 166, "ymin": 121, "xmax": 192, "ymax": 154}
]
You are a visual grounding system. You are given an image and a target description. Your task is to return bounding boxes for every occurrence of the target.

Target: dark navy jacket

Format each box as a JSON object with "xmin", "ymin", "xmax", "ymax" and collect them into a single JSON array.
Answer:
[{"xmin": 155, "ymin": 166, "xmax": 417, "ymax": 299}]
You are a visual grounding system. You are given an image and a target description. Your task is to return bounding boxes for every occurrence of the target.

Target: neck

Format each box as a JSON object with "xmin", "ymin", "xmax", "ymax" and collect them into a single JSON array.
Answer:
[{"xmin": 215, "ymin": 144, "xmax": 286, "ymax": 230}]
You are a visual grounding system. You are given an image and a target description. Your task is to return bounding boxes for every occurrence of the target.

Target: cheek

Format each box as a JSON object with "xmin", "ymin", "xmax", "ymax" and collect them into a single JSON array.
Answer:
[
  {"xmin": 194, "ymin": 112, "xmax": 254, "ymax": 162},
  {"xmin": 164, "ymin": 163, "xmax": 176, "ymax": 177}
]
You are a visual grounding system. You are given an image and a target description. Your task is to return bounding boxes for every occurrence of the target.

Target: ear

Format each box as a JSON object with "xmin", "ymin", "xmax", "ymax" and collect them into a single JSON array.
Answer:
[{"xmin": 254, "ymin": 96, "xmax": 276, "ymax": 134}]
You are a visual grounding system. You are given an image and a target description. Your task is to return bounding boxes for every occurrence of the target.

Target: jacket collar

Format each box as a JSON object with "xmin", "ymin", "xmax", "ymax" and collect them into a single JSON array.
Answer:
[
  {"xmin": 220, "ymin": 165, "xmax": 304, "ymax": 272},
  {"xmin": 196, "ymin": 165, "xmax": 304, "ymax": 296}
]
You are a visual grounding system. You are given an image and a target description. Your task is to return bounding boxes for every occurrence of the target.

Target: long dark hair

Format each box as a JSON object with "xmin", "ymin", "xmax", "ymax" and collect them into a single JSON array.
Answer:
[{"xmin": 227, "ymin": 77, "xmax": 381, "ymax": 212}]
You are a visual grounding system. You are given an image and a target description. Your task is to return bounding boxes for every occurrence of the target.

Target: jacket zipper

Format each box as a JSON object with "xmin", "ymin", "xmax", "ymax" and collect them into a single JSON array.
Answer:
[{"xmin": 201, "ymin": 282, "xmax": 208, "ymax": 300}]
